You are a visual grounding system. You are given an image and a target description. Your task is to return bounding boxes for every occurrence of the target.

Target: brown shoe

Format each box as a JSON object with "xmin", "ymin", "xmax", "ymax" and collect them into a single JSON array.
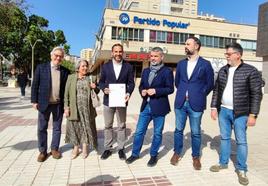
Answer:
[
  {"xmin": 170, "ymin": 153, "xmax": 181, "ymax": 166},
  {"xmin": 193, "ymin": 157, "xmax": 201, "ymax": 170},
  {"xmin": 37, "ymin": 152, "xmax": 48, "ymax": 162},
  {"xmin": 51, "ymin": 150, "xmax": 61, "ymax": 159}
]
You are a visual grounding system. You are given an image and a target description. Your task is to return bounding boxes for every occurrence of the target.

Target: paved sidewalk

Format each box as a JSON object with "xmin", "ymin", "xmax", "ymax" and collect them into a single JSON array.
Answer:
[{"xmin": 0, "ymin": 86, "xmax": 267, "ymax": 186}]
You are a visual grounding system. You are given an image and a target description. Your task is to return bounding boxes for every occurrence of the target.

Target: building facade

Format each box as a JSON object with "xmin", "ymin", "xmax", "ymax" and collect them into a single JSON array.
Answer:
[
  {"xmin": 257, "ymin": 2, "xmax": 268, "ymax": 93},
  {"xmin": 80, "ymin": 48, "xmax": 93, "ymax": 61},
  {"xmin": 92, "ymin": 0, "xmax": 263, "ymax": 83}
]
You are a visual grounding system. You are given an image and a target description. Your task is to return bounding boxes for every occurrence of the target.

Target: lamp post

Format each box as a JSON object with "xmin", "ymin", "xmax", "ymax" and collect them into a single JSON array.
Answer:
[{"xmin": 27, "ymin": 39, "xmax": 42, "ymax": 82}]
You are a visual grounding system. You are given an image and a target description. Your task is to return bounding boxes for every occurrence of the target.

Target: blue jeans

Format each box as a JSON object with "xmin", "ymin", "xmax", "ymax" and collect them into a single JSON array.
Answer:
[
  {"xmin": 174, "ymin": 101, "xmax": 203, "ymax": 157},
  {"xmin": 131, "ymin": 104, "xmax": 165, "ymax": 157},
  {"xmin": 219, "ymin": 107, "xmax": 248, "ymax": 171}
]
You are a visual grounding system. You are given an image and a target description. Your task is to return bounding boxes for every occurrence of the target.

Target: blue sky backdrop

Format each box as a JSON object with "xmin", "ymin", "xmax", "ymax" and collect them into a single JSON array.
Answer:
[{"xmin": 26, "ymin": 0, "xmax": 267, "ymax": 56}]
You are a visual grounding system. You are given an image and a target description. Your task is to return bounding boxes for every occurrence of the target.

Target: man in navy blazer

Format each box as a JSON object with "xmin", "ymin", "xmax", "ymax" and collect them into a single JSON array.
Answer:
[
  {"xmin": 31, "ymin": 47, "xmax": 70, "ymax": 162},
  {"xmin": 170, "ymin": 37, "xmax": 214, "ymax": 170},
  {"xmin": 99, "ymin": 43, "xmax": 135, "ymax": 160},
  {"xmin": 126, "ymin": 47, "xmax": 174, "ymax": 167}
]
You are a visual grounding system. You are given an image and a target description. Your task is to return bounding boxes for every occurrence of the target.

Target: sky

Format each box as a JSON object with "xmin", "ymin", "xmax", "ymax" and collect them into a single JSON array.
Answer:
[{"xmin": 26, "ymin": 0, "xmax": 267, "ymax": 56}]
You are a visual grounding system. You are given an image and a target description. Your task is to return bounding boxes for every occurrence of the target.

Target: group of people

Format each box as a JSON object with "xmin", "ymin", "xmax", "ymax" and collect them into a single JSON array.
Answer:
[{"xmin": 31, "ymin": 37, "xmax": 262, "ymax": 186}]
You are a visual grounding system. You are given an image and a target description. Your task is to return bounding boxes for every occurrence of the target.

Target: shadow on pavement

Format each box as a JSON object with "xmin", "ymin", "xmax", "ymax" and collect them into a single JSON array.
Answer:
[
  {"xmin": 0, "ymin": 105, "xmax": 33, "ymax": 110},
  {"xmin": 0, "ymin": 97, "xmax": 18, "ymax": 102},
  {"xmin": 0, "ymin": 140, "xmax": 38, "ymax": 150},
  {"xmin": 210, "ymin": 135, "xmax": 237, "ymax": 166},
  {"xmin": 78, "ymin": 175, "xmax": 120, "ymax": 186}
]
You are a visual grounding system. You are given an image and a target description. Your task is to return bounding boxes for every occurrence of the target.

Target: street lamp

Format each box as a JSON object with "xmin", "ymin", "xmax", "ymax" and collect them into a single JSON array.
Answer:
[{"xmin": 26, "ymin": 39, "xmax": 42, "ymax": 82}]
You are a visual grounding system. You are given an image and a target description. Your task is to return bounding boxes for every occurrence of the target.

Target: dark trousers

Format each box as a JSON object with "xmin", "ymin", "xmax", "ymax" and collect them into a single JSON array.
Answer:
[
  {"xmin": 37, "ymin": 104, "xmax": 63, "ymax": 153},
  {"xmin": 20, "ymin": 85, "xmax": 26, "ymax": 96}
]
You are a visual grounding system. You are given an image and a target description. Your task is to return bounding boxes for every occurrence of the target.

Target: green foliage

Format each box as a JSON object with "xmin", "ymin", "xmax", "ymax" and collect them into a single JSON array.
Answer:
[
  {"xmin": 61, "ymin": 60, "xmax": 75, "ymax": 73},
  {"xmin": 0, "ymin": 1, "xmax": 71, "ymax": 76}
]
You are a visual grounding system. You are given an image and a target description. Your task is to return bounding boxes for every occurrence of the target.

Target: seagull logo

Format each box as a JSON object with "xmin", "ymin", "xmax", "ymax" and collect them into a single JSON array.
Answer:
[{"xmin": 119, "ymin": 13, "xmax": 130, "ymax": 25}]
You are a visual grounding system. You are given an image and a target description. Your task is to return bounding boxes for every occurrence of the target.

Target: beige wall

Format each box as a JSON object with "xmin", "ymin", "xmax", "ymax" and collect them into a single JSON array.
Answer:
[{"xmin": 100, "ymin": 9, "xmax": 261, "ymax": 63}]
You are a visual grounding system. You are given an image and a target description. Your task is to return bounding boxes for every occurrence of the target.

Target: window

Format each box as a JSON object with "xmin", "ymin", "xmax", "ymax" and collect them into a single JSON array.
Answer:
[
  {"xmin": 172, "ymin": 0, "xmax": 184, "ymax": 4},
  {"xmin": 130, "ymin": 2, "xmax": 139, "ymax": 8},
  {"xmin": 167, "ymin": 32, "xmax": 173, "ymax": 43},
  {"xmin": 111, "ymin": 27, "xmax": 144, "ymax": 41},
  {"xmin": 150, "ymin": 31, "xmax": 156, "ymax": 42},
  {"xmin": 240, "ymin": 40, "xmax": 256, "ymax": 51},
  {"xmin": 112, "ymin": 27, "xmax": 117, "ymax": 40},
  {"xmin": 174, "ymin": 33, "xmax": 180, "ymax": 44},
  {"xmin": 200, "ymin": 35, "xmax": 237, "ymax": 49},
  {"xmin": 134, "ymin": 29, "xmax": 139, "ymax": 41},
  {"xmin": 129, "ymin": 28, "xmax": 133, "ymax": 41},
  {"xmin": 157, "ymin": 31, "xmax": 167, "ymax": 43},
  {"xmin": 150, "ymin": 30, "xmax": 193, "ymax": 44}
]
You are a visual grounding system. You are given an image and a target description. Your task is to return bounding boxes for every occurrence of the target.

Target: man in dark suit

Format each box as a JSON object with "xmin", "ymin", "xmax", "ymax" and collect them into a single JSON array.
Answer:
[
  {"xmin": 170, "ymin": 36, "xmax": 214, "ymax": 170},
  {"xmin": 31, "ymin": 47, "xmax": 70, "ymax": 162},
  {"xmin": 125, "ymin": 47, "xmax": 174, "ymax": 167},
  {"xmin": 99, "ymin": 43, "xmax": 135, "ymax": 160}
]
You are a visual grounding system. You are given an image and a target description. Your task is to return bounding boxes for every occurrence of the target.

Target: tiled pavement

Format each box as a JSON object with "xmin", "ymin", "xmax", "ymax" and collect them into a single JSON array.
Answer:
[{"xmin": 0, "ymin": 86, "xmax": 267, "ymax": 186}]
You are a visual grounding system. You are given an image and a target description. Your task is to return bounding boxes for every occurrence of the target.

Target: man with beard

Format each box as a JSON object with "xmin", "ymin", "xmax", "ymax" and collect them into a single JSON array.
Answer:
[
  {"xmin": 170, "ymin": 36, "xmax": 214, "ymax": 170},
  {"xmin": 125, "ymin": 47, "xmax": 174, "ymax": 167},
  {"xmin": 99, "ymin": 43, "xmax": 135, "ymax": 160},
  {"xmin": 209, "ymin": 43, "xmax": 262, "ymax": 185}
]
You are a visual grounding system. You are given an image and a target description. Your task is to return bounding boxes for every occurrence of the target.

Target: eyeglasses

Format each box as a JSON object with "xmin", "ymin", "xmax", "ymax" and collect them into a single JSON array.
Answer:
[
  {"xmin": 54, "ymin": 54, "xmax": 64, "ymax": 58},
  {"xmin": 224, "ymin": 52, "xmax": 238, "ymax": 57}
]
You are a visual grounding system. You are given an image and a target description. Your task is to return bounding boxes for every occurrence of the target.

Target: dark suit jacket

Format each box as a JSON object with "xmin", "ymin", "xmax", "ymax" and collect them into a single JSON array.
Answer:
[
  {"xmin": 139, "ymin": 66, "xmax": 174, "ymax": 116},
  {"xmin": 174, "ymin": 57, "xmax": 214, "ymax": 112},
  {"xmin": 99, "ymin": 60, "xmax": 135, "ymax": 106},
  {"xmin": 31, "ymin": 62, "xmax": 70, "ymax": 112}
]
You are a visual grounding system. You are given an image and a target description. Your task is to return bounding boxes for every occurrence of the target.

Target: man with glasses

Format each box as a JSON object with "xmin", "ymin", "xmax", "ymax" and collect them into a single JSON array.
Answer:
[
  {"xmin": 170, "ymin": 36, "xmax": 214, "ymax": 170},
  {"xmin": 209, "ymin": 43, "xmax": 262, "ymax": 185},
  {"xmin": 31, "ymin": 47, "xmax": 70, "ymax": 162}
]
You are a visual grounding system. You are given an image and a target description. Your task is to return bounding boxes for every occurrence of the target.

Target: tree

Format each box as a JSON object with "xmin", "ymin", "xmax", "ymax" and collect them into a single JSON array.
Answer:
[{"xmin": 0, "ymin": 1, "xmax": 70, "ymax": 76}]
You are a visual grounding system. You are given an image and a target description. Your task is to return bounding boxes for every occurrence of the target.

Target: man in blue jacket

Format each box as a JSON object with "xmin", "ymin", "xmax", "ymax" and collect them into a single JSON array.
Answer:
[
  {"xmin": 99, "ymin": 43, "xmax": 135, "ymax": 160},
  {"xmin": 126, "ymin": 47, "xmax": 174, "ymax": 167},
  {"xmin": 31, "ymin": 47, "xmax": 70, "ymax": 162},
  {"xmin": 170, "ymin": 37, "xmax": 214, "ymax": 170}
]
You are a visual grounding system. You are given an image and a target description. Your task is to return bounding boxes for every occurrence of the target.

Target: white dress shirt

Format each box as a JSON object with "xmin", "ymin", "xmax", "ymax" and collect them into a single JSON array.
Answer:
[{"xmin": 112, "ymin": 59, "xmax": 122, "ymax": 80}]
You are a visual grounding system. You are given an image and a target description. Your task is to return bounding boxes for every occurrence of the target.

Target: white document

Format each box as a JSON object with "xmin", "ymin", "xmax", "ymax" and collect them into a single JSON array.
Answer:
[{"xmin": 109, "ymin": 84, "xmax": 126, "ymax": 107}]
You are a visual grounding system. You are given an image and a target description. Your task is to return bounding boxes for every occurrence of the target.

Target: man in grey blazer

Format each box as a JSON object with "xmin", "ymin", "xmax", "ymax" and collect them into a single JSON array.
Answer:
[{"xmin": 99, "ymin": 43, "xmax": 135, "ymax": 160}]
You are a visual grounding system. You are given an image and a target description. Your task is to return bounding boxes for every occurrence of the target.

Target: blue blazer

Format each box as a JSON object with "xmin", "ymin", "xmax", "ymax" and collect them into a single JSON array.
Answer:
[
  {"xmin": 139, "ymin": 66, "xmax": 174, "ymax": 116},
  {"xmin": 174, "ymin": 57, "xmax": 214, "ymax": 112},
  {"xmin": 99, "ymin": 60, "xmax": 135, "ymax": 106},
  {"xmin": 31, "ymin": 62, "xmax": 70, "ymax": 112}
]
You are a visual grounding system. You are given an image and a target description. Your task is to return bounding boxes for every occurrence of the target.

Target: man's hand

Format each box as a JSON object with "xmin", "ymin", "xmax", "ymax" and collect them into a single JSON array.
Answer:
[
  {"xmin": 147, "ymin": 88, "xmax": 156, "ymax": 96},
  {"xmin": 125, "ymin": 94, "xmax": 130, "ymax": 102},
  {"xmin": 211, "ymin": 109, "xmax": 218, "ymax": 120},
  {"xmin": 141, "ymin": 89, "xmax": 147, "ymax": 97},
  {"xmin": 247, "ymin": 115, "xmax": 256, "ymax": 126},
  {"xmin": 32, "ymin": 103, "xmax": 39, "ymax": 110},
  {"xmin": 104, "ymin": 88, "xmax": 110, "ymax": 94}
]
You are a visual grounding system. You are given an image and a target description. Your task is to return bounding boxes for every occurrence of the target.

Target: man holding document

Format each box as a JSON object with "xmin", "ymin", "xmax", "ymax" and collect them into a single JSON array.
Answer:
[
  {"xmin": 99, "ymin": 43, "xmax": 135, "ymax": 160},
  {"xmin": 126, "ymin": 47, "xmax": 174, "ymax": 167}
]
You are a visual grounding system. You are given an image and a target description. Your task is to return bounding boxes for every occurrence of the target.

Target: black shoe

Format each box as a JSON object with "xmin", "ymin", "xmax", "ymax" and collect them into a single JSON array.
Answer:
[
  {"xmin": 118, "ymin": 149, "xmax": 126, "ymax": 160},
  {"xmin": 126, "ymin": 156, "xmax": 139, "ymax": 164},
  {"xmin": 101, "ymin": 150, "xmax": 112, "ymax": 160},
  {"xmin": 147, "ymin": 156, "xmax": 158, "ymax": 167}
]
